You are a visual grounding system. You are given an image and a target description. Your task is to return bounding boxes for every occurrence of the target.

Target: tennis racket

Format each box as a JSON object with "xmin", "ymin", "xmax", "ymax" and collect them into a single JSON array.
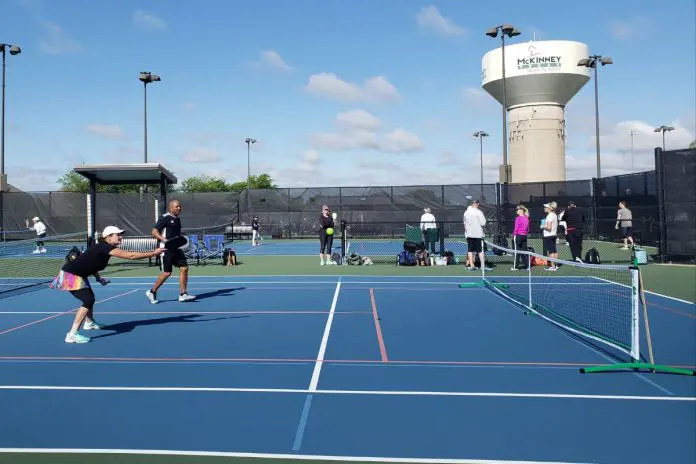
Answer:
[{"xmin": 163, "ymin": 235, "xmax": 190, "ymax": 252}]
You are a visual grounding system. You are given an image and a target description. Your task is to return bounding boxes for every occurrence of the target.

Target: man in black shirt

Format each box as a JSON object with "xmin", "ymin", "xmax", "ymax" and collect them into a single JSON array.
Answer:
[
  {"xmin": 146, "ymin": 200, "xmax": 196, "ymax": 303},
  {"xmin": 51, "ymin": 225, "xmax": 164, "ymax": 343},
  {"xmin": 564, "ymin": 201, "xmax": 586, "ymax": 262}
]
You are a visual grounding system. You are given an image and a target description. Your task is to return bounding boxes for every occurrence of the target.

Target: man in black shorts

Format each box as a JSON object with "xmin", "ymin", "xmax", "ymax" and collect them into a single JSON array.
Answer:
[{"xmin": 146, "ymin": 200, "xmax": 196, "ymax": 303}]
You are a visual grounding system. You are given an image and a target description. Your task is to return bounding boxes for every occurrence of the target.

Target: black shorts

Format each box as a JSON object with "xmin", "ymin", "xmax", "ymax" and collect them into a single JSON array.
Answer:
[
  {"xmin": 621, "ymin": 227, "xmax": 632, "ymax": 238},
  {"xmin": 70, "ymin": 288, "xmax": 96, "ymax": 310},
  {"xmin": 161, "ymin": 249, "xmax": 188, "ymax": 273},
  {"xmin": 467, "ymin": 237, "xmax": 483, "ymax": 253},
  {"xmin": 543, "ymin": 236, "xmax": 557, "ymax": 254}
]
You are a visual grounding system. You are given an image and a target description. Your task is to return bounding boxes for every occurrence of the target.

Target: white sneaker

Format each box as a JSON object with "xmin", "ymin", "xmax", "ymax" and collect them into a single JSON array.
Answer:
[
  {"xmin": 65, "ymin": 332, "xmax": 90, "ymax": 343},
  {"xmin": 178, "ymin": 293, "xmax": 196, "ymax": 302},
  {"xmin": 145, "ymin": 290, "xmax": 158, "ymax": 304},
  {"xmin": 82, "ymin": 320, "xmax": 104, "ymax": 330}
]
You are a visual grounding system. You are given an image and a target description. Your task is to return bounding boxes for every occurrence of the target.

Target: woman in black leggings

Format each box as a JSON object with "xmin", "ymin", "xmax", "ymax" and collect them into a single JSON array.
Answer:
[
  {"xmin": 318, "ymin": 205, "xmax": 335, "ymax": 266},
  {"xmin": 50, "ymin": 225, "xmax": 164, "ymax": 344}
]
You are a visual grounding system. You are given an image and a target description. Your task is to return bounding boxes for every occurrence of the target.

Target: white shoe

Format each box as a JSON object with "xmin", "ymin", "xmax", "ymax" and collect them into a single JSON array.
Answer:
[
  {"xmin": 82, "ymin": 320, "xmax": 104, "ymax": 330},
  {"xmin": 145, "ymin": 290, "xmax": 158, "ymax": 304},
  {"xmin": 178, "ymin": 293, "xmax": 196, "ymax": 302},
  {"xmin": 32, "ymin": 249, "xmax": 41, "ymax": 254},
  {"xmin": 65, "ymin": 332, "xmax": 90, "ymax": 343}
]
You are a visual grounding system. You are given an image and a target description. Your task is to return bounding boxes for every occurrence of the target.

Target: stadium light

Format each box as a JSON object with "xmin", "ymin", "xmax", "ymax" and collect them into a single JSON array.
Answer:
[
  {"xmin": 473, "ymin": 131, "xmax": 489, "ymax": 188},
  {"xmin": 577, "ymin": 55, "xmax": 613, "ymax": 178},
  {"xmin": 485, "ymin": 24, "xmax": 521, "ymax": 184},
  {"xmin": 139, "ymin": 72, "xmax": 162, "ymax": 163},
  {"xmin": 1, "ymin": 43, "xmax": 21, "ymax": 192},
  {"xmin": 245, "ymin": 137, "xmax": 257, "ymax": 214},
  {"xmin": 654, "ymin": 125, "xmax": 674, "ymax": 150}
]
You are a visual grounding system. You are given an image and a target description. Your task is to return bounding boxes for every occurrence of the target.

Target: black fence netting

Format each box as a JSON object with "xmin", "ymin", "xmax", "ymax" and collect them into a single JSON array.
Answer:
[
  {"xmin": 0, "ymin": 170, "xmax": 668, "ymax": 262},
  {"xmin": 656, "ymin": 148, "xmax": 696, "ymax": 258}
]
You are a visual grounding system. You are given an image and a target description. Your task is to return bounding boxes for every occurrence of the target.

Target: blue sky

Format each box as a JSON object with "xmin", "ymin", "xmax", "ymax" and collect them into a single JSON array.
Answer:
[{"xmin": 2, "ymin": 0, "xmax": 695, "ymax": 191}]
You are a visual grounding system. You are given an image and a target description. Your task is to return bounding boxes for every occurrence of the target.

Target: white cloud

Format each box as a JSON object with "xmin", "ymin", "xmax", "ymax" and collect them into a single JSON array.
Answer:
[
  {"xmin": 310, "ymin": 109, "xmax": 423, "ymax": 154},
  {"xmin": 461, "ymin": 86, "xmax": 495, "ymax": 110},
  {"xmin": 416, "ymin": 5, "xmax": 465, "ymax": 37},
  {"xmin": 567, "ymin": 119, "xmax": 695, "ymax": 178},
  {"xmin": 305, "ymin": 73, "xmax": 400, "ymax": 103},
  {"xmin": 260, "ymin": 50, "xmax": 292, "ymax": 71},
  {"xmin": 336, "ymin": 109, "xmax": 382, "ymax": 131},
  {"xmin": 85, "ymin": 124, "xmax": 127, "ymax": 140},
  {"xmin": 180, "ymin": 148, "xmax": 222, "ymax": 163},
  {"xmin": 39, "ymin": 20, "xmax": 82, "ymax": 54},
  {"xmin": 133, "ymin": 9, "xmax": 166, "ymax": 30},
  {"xmin": 608, "ymin": 17, "xmax": 651, "ymax": 40}
]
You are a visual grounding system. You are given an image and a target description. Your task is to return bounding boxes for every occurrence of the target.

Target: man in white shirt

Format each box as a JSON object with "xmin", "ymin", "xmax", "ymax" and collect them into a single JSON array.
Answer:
[
  {"xmin": 29, "ymin": 216, "xmax": 47, "ymax": 254},
  {"xmin": 463, "ymin": 200, "xmax": 490, "ymax": 270},
  {"xmin": 419, "ymin": 208, "xmax": 437, "ymax": 254},
  {"xmin": 540, "ymin": 203, "xmax": 559, "ymax": 271}
]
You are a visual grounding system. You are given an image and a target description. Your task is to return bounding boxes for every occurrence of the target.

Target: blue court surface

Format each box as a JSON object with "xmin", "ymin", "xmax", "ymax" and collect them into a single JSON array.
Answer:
[
  {"xmin": 228, "ymin": 239, "xmax": 467, "ymax": 256},
  {"xmin": 0, "ymin": 274, "xmax": 694, "ymax": 463}
]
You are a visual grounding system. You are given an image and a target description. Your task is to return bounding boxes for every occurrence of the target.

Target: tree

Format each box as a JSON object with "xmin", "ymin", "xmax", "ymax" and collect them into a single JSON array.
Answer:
[
  {"xmin": 180, "ymin": 173, "xmax": 276, "ymax": 192},
  {"xmin": 689, "ymin": 140, "xmax": 696, "ymax": 149},
  {"xmin": 57, "ymin": 169, "xmax": 175, "ymax": 193}
]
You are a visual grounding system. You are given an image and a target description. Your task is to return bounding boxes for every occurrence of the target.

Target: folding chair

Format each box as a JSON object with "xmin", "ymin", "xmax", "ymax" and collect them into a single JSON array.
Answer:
[{"xmin": 199, "ymin": 234, "xmax": 225, "ymax": 265}]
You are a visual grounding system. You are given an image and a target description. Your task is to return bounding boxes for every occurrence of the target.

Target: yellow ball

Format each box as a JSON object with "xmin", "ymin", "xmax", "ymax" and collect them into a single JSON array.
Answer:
[{"xmin": 326, "ymin": 227, "xmax": 334, "ymax": 235}]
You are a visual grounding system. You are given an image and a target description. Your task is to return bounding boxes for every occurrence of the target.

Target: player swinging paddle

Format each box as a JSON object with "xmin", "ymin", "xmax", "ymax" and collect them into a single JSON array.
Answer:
[{"xmin": 51, "ymin": 226, "xmax": 164, "ymax": 344}]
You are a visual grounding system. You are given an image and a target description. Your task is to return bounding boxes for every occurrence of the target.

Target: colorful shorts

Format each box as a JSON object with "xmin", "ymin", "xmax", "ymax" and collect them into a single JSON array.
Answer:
[{"xmin": 50, "ymin": 271, "xmax": 91, "ymax": 291}]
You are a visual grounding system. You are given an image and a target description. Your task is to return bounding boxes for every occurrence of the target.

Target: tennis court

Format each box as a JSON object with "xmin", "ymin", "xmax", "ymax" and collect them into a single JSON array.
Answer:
[{"xmin": 1, "ymin": 264, "xmax": 695, "ymax": 464}]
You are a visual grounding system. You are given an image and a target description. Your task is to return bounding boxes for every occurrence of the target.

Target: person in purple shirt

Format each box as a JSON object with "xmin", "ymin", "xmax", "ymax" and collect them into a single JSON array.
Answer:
[{"xmin": 512, "ymin": 205, "xmax": 530, "ymax": 270}]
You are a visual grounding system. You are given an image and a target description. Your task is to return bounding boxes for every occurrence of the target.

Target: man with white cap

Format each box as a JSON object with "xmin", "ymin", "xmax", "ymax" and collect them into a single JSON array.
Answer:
[
  {"xmin": 28, "ymin": 216, "xmax": 47, "ymax": 254},
  {"xmin": 50, "ymin": 226, "xmax": 164, "ymax": 343}
]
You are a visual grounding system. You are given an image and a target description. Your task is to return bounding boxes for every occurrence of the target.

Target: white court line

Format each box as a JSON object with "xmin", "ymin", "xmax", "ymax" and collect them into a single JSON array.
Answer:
[
  {"xmin": 308, "ymin": 279, "xmax": 342, "ymax": 391},
  {"xmin": 0, "ymin": 448, "xmax": 590, "ymax": 464},
  {"xmin": 591, "ymin": 276, "xmax": 695, "ymax": 306},
  {"xmin": 0, "ymin": 385, "xmax": 692, "ymax": 401},
  {"xmin": 98, "ymin": 280, "xmax": 610, "ymax": 286}
]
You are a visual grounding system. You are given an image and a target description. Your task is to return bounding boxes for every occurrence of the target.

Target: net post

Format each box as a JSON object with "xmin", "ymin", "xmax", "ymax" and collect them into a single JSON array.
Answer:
[
  {"xmin": 630, "ymin": 266, "xmax": 640, "ymax": 363},
  {"xmin": 340, "ymin": 219, "xmax": 347, "ymax": 263}
]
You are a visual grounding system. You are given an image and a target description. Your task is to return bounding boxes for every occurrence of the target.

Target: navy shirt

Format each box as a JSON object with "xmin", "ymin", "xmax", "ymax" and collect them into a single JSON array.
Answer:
[
  {"xmin": 154, "ymin": 212, "xmax": 182, "ymax": 240},
  {"xmin": 319, "ymin": 215, "xmax": 334, "ymax": 233},
  {"xmin": 62, "ymin": 241, "xmax": 116, "ymax": 277},
  {"xmin": 252, "ymin": 219, "xmax": 259, "ymax": 231}
]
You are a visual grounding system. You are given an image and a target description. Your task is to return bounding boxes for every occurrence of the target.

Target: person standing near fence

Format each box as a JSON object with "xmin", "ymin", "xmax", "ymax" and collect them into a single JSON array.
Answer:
[
  {"xmin": 28, "ymin": 216, "xmax": 47, "ymax": 254},
  {"xmin": 511, "ymin": 205, "xmax": 529, "ymax": 270},
  {"xmin": 463, "ymin": 200, "xmax": 490, "ymax": 271},
  {"xmin": 318, "ymin": 204, "xmax": 335, "ymax": 266},
  {"xmin": 146, "ymin": 200, "xmax": 196, "ymax": 303},
  {"xmin": 563, "ymin": 201, "xmax": 585, "ymax": 263},
  {"xmin": 251, "ymin": 215, "xmax": 261, "ymax": 246},
  {"xmin": 540, "ymin": 203, "xmax": 559, "ymax": 271},
  {"xmin": 615, "ymin": 201, "xmax": 634, "ymax": 249},
  {"xmin": 419, "ymin": 208, "xmax": 437, "ymax": 254}
]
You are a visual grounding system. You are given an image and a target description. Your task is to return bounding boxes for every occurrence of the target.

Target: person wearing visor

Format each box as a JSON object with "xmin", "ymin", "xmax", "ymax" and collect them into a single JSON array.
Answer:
[{"xmin": 50, "ymin": 226, "xmax": 164, "ymax": 344}]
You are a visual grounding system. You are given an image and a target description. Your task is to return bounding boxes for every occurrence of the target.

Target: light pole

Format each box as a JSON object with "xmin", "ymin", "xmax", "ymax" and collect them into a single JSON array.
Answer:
[
  {"xmin": 245, "ymin": 137, "xmax": 256, "ymax": 216},
  {"xmin": 138, "ymin": 71, "xmax": 161, "ymax": 164},
  {"xmin": 485, "ymin": 24, "xmax": 521, "ymax": 184},
  {"xmin": 473, "ymin": 130, "xmax": 489, "ymax": 188},
  {"xmin": 654, "ymin": 125, "xmax": 674, "ymax": 151},
  {"xmin": 630, "ymin": 129, "xmax": 636, "ymax": 171},
  {"xmin": 577, "ymin": 55, "xmax": 613, "ymax": 179},
  {"xmin": 1, "ymin": 43, "xmax": 21, "ymax": 191}
]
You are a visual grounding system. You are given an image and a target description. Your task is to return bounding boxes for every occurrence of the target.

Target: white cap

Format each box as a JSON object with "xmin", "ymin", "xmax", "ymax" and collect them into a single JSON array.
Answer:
[
  {"xmin": 543, "ymin": 203, "xmax": 552, "ymax": 208},
  {"xmin": 102, "ymin": 226, "xmax": 125, "ymax": 237},
  {"xmin": 32, "ymin": 217, "xmax": 39, "ymax": 221}
]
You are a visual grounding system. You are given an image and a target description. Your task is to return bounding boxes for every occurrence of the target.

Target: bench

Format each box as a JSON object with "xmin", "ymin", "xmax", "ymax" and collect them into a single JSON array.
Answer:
[{"xmin": 120, "ymin": 236, "xmax": 160, "ymax": 266}]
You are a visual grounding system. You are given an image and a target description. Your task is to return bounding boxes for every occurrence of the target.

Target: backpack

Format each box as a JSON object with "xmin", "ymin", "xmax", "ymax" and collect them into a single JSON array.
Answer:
[
  {"xmin": 347, "ymin": 253, "xmax": 364, "ymax": 265},
  {"xmin": 415, "ymin": 249, "xmax": 429, "ymax": 265},
  {"xmin": 403, "ymin": 241, "xmax": 423, "ymax": 253},
  {"xmin": 397, "ymin": 250, "xmax": 416, "ymax": 266},
  {"xmin": 584, "ymin": 248, "xmax": 601, "ymax": 264},
  {"xmin": 331, "ymin": 252, "xmax": 342, "ymax": 265},
  {"xmin": 442, "ymin": 250, "xmax": 455, "ymax": 265}
]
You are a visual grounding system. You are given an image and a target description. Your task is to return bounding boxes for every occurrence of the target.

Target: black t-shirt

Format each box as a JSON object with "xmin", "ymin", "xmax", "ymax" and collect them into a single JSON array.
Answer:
[
  {"xmin": 62, "ymin": 241, "xmax": 116, "ymax": 277},
  {"xmin": 154, "ymin": 213, "xmax": 182, "ymax": 240},
  {"xmin": 319, "ymin": 215, "xmax": 334, "ymax": 233},
  {"xmin": 252, "ymin": 219, "xmax": 259, "ymax": 231},
  {"xmin": 564, "ymin": 207, "xmax": 585, "ymax": 231}
]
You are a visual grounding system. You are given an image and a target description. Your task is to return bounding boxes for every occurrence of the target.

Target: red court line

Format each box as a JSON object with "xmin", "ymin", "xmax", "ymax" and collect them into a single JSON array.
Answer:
[
  {"xmin": 0, "ymin": 290, "xmax": 139, "ymax": 337},
  {"xmin": 4, "ymin": 355, "xmax": 692, "ymax": 369},
  {"xmin": 369, "ymin": 288, "xmax": 389, "ymax": 362}
]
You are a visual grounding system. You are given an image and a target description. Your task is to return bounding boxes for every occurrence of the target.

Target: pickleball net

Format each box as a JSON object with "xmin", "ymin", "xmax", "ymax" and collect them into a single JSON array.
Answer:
[
  {"xmin": 0, "ymin": 232, "xmax": 88, "ymax": 297},
  {"xmin": 463, "ymin": 239, "xmax": 695, "ymax": 376}
]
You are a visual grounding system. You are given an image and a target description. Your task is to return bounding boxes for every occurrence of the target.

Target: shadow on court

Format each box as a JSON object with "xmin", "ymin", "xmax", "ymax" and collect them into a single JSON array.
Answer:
[
  {"xmin": 154, "ymin": 287, "xmax": 245, "ymax": 302},
  {"xmin": 91, "ymin": 314, "xmax": 247, "ymax": 339}
]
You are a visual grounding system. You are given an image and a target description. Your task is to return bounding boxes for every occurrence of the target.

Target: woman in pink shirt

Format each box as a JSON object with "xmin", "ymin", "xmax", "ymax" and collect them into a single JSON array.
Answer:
[{"xmin": 512, "ymin": 205, "xmax": 529, "ymax": 270}]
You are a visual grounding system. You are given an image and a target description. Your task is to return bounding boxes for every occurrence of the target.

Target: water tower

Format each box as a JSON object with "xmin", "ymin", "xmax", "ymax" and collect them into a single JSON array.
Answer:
[{"xmin": 482, "ymin": 40, "xmax": 591, "ymax": 183}]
